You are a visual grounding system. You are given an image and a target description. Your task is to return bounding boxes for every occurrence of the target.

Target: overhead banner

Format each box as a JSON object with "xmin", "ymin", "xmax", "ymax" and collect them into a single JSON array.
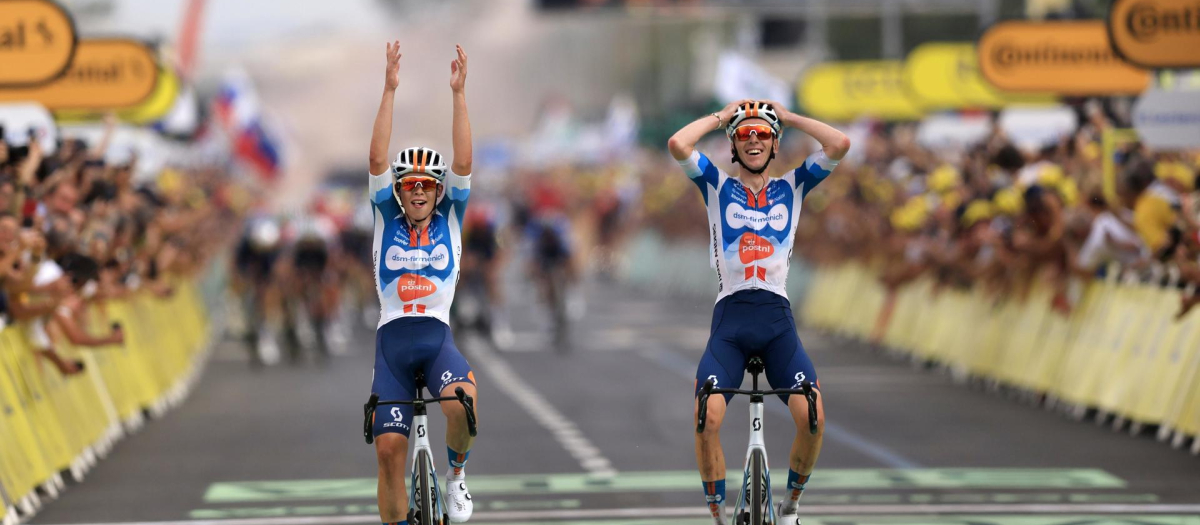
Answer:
[
  {"xmin": 0, "ymin": 102, "xmax": 57, "ymax": 153},
  {"xmin": 1108, "ymin": 0, "xmax": 1200, "ymax": 68},
  {"xmin": 978, "ymin": 21, "xmax": 1150, "ymax": 95},
  {"xmin": 799, "ymin": 61, "xmax": 924, "ymax": 122},
  {"xmin": 0, "ymin": 38, "xmax": 158, "ymax": 111},
  {"xmin": 903, "ymin": 42, "xmax": 1054, "ymax": 109},
  {"xmin": 0, "ymin": 0, "xmax": 77, "ymax": 87},
  {"xmin": 1132, "ymin": 89, "xmax": 1200, "ymax": 149},
  {"xmin": 56, "ymin": 66, "xmax": 181, "ymax": 124}
]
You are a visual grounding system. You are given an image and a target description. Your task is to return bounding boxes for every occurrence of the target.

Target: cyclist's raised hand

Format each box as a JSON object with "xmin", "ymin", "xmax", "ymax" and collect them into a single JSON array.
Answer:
[
  {"xmin": 384, "ymin": 40, "xmax": 402, "ymax": 91},
  {"xmin": 450, "ymin": 44, "xmax": 468, "ymax": 93},
  {"xmin": 719, "ymin": 99, "xmax": 754, "ymax": 124}
]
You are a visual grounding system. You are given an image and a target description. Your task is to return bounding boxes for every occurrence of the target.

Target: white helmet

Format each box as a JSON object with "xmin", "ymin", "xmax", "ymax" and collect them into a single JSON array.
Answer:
[
  {"xmin": 391, "ymin": 146, "xmax": 447, "ymax": 215},
  {"xmin": 726, "ymin": 101, "xmax": 783, "ymax": 139},
  {"xmin": 392, "ymin": 147, "xmax": 448, "ymax": 181}
]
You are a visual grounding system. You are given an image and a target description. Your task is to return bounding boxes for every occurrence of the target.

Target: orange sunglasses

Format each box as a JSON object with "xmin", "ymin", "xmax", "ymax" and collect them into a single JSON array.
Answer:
[
  {"xmin": 732, "ymin": 124, "xmax": 776, "ymax": 141},
  {"xmin": 396, "ymin": 176, "xmax": 440, "ymax": 192}
]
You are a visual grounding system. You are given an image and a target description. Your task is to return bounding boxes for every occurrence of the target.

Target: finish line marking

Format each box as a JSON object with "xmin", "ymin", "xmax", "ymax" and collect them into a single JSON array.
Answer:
[{"xmin": 37, "ymin": 505, "xmax": 1200, "ymax": 525}]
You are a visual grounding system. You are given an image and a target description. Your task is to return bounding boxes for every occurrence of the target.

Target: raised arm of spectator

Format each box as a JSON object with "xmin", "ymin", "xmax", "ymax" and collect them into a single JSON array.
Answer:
[
  {"xmin": 89, "ymin": 113, "xmax": 117, "ymax": 160},
  {"xmin": 449, "ymin": 45, "xmax": 472, "ymax": 176},
  {"xmin": 369, "ymin": 41, "xmax": 402, "ymax": 176},
  {"xmin": 51, "ymin": 295, "xmax": 123, "ymax": 347}
]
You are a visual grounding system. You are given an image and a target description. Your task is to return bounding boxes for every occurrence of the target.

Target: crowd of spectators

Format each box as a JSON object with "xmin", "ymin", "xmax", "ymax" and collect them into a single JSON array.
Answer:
[
  {"xmin": 0, "ymin": 120, "xmax": 239, "ymax": 377},
  {"xmin": 790, "ymin": 109, "xmax": 1200, "ymax": 318}
]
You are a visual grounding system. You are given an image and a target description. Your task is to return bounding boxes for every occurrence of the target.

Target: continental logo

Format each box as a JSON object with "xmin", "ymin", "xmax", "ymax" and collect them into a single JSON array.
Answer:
[
  {"xmin": 1109, "ymin": 0, "xmax": 1200, "ymax": 68},
  {"xmin": 978, "ymin": 21, "xmax": 1149, "ymax": 95},
  {"xmin": 397, "ymin": 274, "xmax": 437, "ymax": 302},
  {"xmin": 739, "ymin": 233, "xmax": 775, "ymax": 264}
]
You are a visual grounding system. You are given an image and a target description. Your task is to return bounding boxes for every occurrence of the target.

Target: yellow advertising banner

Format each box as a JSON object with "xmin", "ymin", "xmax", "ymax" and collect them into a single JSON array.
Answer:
[
  {"xmin": 978, "ymin": 21, "xmax": 1150, "ymax": 95},
  {"xmin": 799, "ymin": 61, "xmax": 924, "ymax": 122},
  {"xmin": 0, "ymin": 0, "xmax": 77, "ymax": 87},
  {"xmin": 904, "ymin": 42, "xmax": 1055, "ymax": 109},
  {"xmin": 0, "ymin": 38, "xmax": 158, "ymax": 110},
  {"xmin": 56, "ymin": 67, "xmax": 180, "ymax": 124},
  {"xmin": 1108, "ymin": 0, "xmax": 1200, "ymax": 68}
]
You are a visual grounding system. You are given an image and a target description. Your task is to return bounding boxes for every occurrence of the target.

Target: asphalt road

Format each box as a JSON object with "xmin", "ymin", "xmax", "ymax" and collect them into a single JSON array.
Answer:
[{"xmin": 27, "ymin": 275, "xmax": 1200, "ymax": 525}]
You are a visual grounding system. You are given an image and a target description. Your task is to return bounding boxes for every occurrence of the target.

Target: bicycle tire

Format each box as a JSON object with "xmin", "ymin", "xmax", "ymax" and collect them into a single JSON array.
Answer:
[
  {"xmin": 417, "ymin": 451, "xmax": 434, "ymax": 525},
  {"xmin": 750, "ymin": 449, "xmax": 766, "ymax": 525}
]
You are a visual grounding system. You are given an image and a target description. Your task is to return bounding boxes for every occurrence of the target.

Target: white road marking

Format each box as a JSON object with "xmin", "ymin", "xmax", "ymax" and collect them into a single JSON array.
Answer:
[
  {"xmin": 40, "ymin": 503, "xmax": 1200, "ymax": 525},
  {"xmin": 470, "ymin": 343, "xmax": 618, "ymax": 477}
]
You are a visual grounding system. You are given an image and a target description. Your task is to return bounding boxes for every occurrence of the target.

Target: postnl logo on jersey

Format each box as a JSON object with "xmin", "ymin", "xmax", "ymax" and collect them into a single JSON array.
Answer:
[
  {"xmin": 397, "ymin": 274, "xmax": 438, "ymax": 301},
  {"xmin": 738, "ymin": 233, "xmax": 775, "ymax": 263}
]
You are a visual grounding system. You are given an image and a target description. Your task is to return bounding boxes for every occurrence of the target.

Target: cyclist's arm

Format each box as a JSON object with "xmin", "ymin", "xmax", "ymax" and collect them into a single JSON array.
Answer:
[
  {"xmin": 772, "ymin": 105, "xmax": 851, "ymax": 163},
  {"xmin": 450, "ymin": 45, "xmax": 472, "ymax": 177},
  {"xmin": 667, "ymin": 99, "xmax": 750, "ymax": 161},
  {"xmin": 370, "ymin": 42, "xmax": 402, "ymax": 176}
]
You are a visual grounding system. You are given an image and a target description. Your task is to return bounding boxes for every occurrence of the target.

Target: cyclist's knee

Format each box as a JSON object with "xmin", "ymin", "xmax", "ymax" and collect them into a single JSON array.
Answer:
[
  {"xmin": 788, "ymin": 391, "xmax": 825, "ymax": 434},
  {"xmin": 695, "ymin": 395, "xmax": 727, "ymax": 436},
  {"xmin": 439, "ymin": 381, "xmax": 478, "ymax": 416},
  {"xmin": 375, "ymin": 433, "xmax": 409, "ymax": 469}
]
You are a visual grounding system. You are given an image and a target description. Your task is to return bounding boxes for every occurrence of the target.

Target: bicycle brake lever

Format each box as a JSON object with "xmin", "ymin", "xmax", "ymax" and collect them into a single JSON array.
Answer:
[
  {"xmin": 456, "ymin": 387, "xmax": 478, "ymax": 437},
  {"xmin": 363, "ymin": 393, "xmax": 379, "ymax": 445},
  {"xmin": 696, "ymin": 380, "xmax": 715, "ymax": 434},
  {"xmin": 803, "ymin": 383, "xmax": 819, "ymax": 435}
]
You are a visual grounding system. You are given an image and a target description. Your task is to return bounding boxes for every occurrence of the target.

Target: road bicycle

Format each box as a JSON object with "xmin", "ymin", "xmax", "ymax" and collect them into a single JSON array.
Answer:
[
  {"xmin": 364, "ymin": 374, "xmax": 478, "ymax": 525},
  {"xmin": 697, "ymin": 357, "xmax": 819, "ymax": 525}
]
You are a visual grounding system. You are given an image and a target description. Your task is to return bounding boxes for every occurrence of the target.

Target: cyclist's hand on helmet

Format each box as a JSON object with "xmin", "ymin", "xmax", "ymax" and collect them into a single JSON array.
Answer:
[
  {"xmin": 450, "ymin": 44, "xmax": 468, "ymax": 94},
  {"xmin": 384, "ymin": 40, "xmax": 402, "ymax": 91},
  {"xmin": 760, "ymin": 100, "xmax": 795, "ymax": 122},
  {"xmin": 719, "ymin": 99, "xmax": 754, "ymax": 123}
]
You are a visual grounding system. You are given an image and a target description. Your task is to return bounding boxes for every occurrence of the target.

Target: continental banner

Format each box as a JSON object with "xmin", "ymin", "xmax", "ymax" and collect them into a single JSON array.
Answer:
[
  {"xmin": 0, "ymin": 38, "xmax": 158, "ymax": 111},
  {"xmin": 903, "ymin": 42, "xmax": 1054, "ymax": 109},
  {"xmin": 1109, "ymin": 0, "xmax": 1200, "ymax": 68},
  {"xmin": 56, "ymin": 67, "xmax": 181, "ymax": 124},
  {"xmin": 978, "ymin": 21, "xmax": 1150, "ymax": 95},
  {"xmin": 799, "ymin": 60, "xmax": 924, "ymax": 122},
  {"xmin": 0, "ymin": 0, "xmax": 77, "ymax": 87}
]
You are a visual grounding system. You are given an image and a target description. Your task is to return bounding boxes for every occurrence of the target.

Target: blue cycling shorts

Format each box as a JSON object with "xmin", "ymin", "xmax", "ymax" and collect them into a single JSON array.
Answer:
[
  {"xmin": 372, "ymin": 317, "xmax": 475, "ymax": 438},
  {"xmin": 694, "ymin": 289, "xmax": 819, "ymax": 404}
]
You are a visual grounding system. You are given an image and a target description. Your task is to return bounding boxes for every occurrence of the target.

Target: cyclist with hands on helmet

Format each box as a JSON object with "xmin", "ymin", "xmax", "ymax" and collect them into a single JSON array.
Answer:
[
  {"xmin": 667, "ymin": 99, "xmax": 850, "ymax": 525},
  {"xmin": 367, "ymin": 41, "xmax": 477, "ymax": 525}
]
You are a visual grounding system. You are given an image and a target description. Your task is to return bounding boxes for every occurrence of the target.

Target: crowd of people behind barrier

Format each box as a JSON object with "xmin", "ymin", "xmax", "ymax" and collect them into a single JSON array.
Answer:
[{"xmin": 0, "ymin": 121, "xmax": 239, "ymax": 378}]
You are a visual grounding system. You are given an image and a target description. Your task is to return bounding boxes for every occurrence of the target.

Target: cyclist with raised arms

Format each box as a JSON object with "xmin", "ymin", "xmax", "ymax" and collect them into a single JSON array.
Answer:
[
  {"xmin": 367, "ymin": 41, "xmax": 477, "ymax": 525},
  {"xmin": 668, "ymin": 100, "xmax": 850, "ymax": 525}
]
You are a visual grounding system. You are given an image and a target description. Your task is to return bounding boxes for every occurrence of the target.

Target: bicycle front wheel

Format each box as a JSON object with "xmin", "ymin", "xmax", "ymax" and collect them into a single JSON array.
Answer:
[
  {"xmin": 416, "ymin": 451, "xmax": 434, "ymax": 524},
  {"xmin": 750, "ymin": 449, "xmax": 767, "ymax": 525}
]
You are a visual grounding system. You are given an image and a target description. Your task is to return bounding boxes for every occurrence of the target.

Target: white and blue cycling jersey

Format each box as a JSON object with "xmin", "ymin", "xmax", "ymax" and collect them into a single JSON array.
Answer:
[
  {"xmin": 368, "ymin": 170, "xmax": 471, "ymax": 326},
  {"xmin": 678, "ymin": 150, "xmax": 838, "ymax": 303}
]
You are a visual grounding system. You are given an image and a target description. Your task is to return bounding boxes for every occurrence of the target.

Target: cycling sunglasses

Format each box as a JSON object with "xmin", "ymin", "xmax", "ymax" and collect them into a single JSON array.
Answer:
[
  {"xmin": 396, "ymin": 176, "xmax": 440, "ymax": 192},
  {"xmin": 732, "ymin": 124, "xmax": 776, "ymax": 141}
]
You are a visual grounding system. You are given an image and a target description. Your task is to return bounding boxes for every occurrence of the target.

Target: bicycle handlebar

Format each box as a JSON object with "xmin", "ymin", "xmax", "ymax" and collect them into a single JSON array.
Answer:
[
  {"xmin": 695, "ymin": 379, "xmax": 819, "ymax": 436},
  {"xmin": 362, "ymin": 389, "xmax": 479, "ymax": 444}
]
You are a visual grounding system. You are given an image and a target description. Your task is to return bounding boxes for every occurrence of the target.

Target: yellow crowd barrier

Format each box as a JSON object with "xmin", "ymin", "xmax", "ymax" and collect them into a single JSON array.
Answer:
[
  {"xmin": 802, "ymin": 263, "xmax": 1200, "ymax": 441},
  {"xmin": 0, "ymin": 278, "xmax": 210, "ymax": 515}
]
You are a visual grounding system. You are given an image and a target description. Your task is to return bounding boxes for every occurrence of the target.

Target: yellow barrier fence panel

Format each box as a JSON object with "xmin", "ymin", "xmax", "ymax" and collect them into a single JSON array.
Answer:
[
  {"xmin": 1132, "ymin": 296, "xmax": 1200, "ymax": 424},
  {"xmin": 1161, "ymin": 313, "xmax": 1200, "ymax": 435},
  {"xmin": 1093, "ymin": 284, "xmax": 1155, "ymax": 412},
  {"xmin": 1120, "ymin": 284, "xmax": 1183, "ymax": 423},
  {"xmin": 2, "ymin": 328, "xmax": 73, "ymax": 473},
  {"xmin": 0, "ymin": 336, "xmax": 51, "ymax": 506}
]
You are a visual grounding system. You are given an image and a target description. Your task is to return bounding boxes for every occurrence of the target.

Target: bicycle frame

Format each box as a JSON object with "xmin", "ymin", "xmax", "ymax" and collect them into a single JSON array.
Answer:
[
  {"xmin": 697, "ymin": 357, "xmax": 818, "ymax": 525},
  {"xmin": 733, "ymin": 393, "xmax": 775, "ymax": 524},
  {"xmin": 363, "ymin": 378, "xmax": 477, "ymax": 525}
]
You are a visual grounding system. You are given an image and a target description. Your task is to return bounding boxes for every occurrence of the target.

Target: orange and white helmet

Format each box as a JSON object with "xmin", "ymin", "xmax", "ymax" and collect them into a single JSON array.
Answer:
[
  {"xmin": 726, "ymin": 101, "xmax": 783, "ymax": 139},
  {"xmin": 391, "ymin": 146, "xmax": 448, "ymax": 182}
]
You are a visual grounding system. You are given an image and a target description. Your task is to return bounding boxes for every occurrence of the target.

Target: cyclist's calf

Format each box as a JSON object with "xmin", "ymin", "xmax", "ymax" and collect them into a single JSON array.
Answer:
[{"xmin": 374, "ymin": 433, "xmax": 410, "ymax": 520}]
